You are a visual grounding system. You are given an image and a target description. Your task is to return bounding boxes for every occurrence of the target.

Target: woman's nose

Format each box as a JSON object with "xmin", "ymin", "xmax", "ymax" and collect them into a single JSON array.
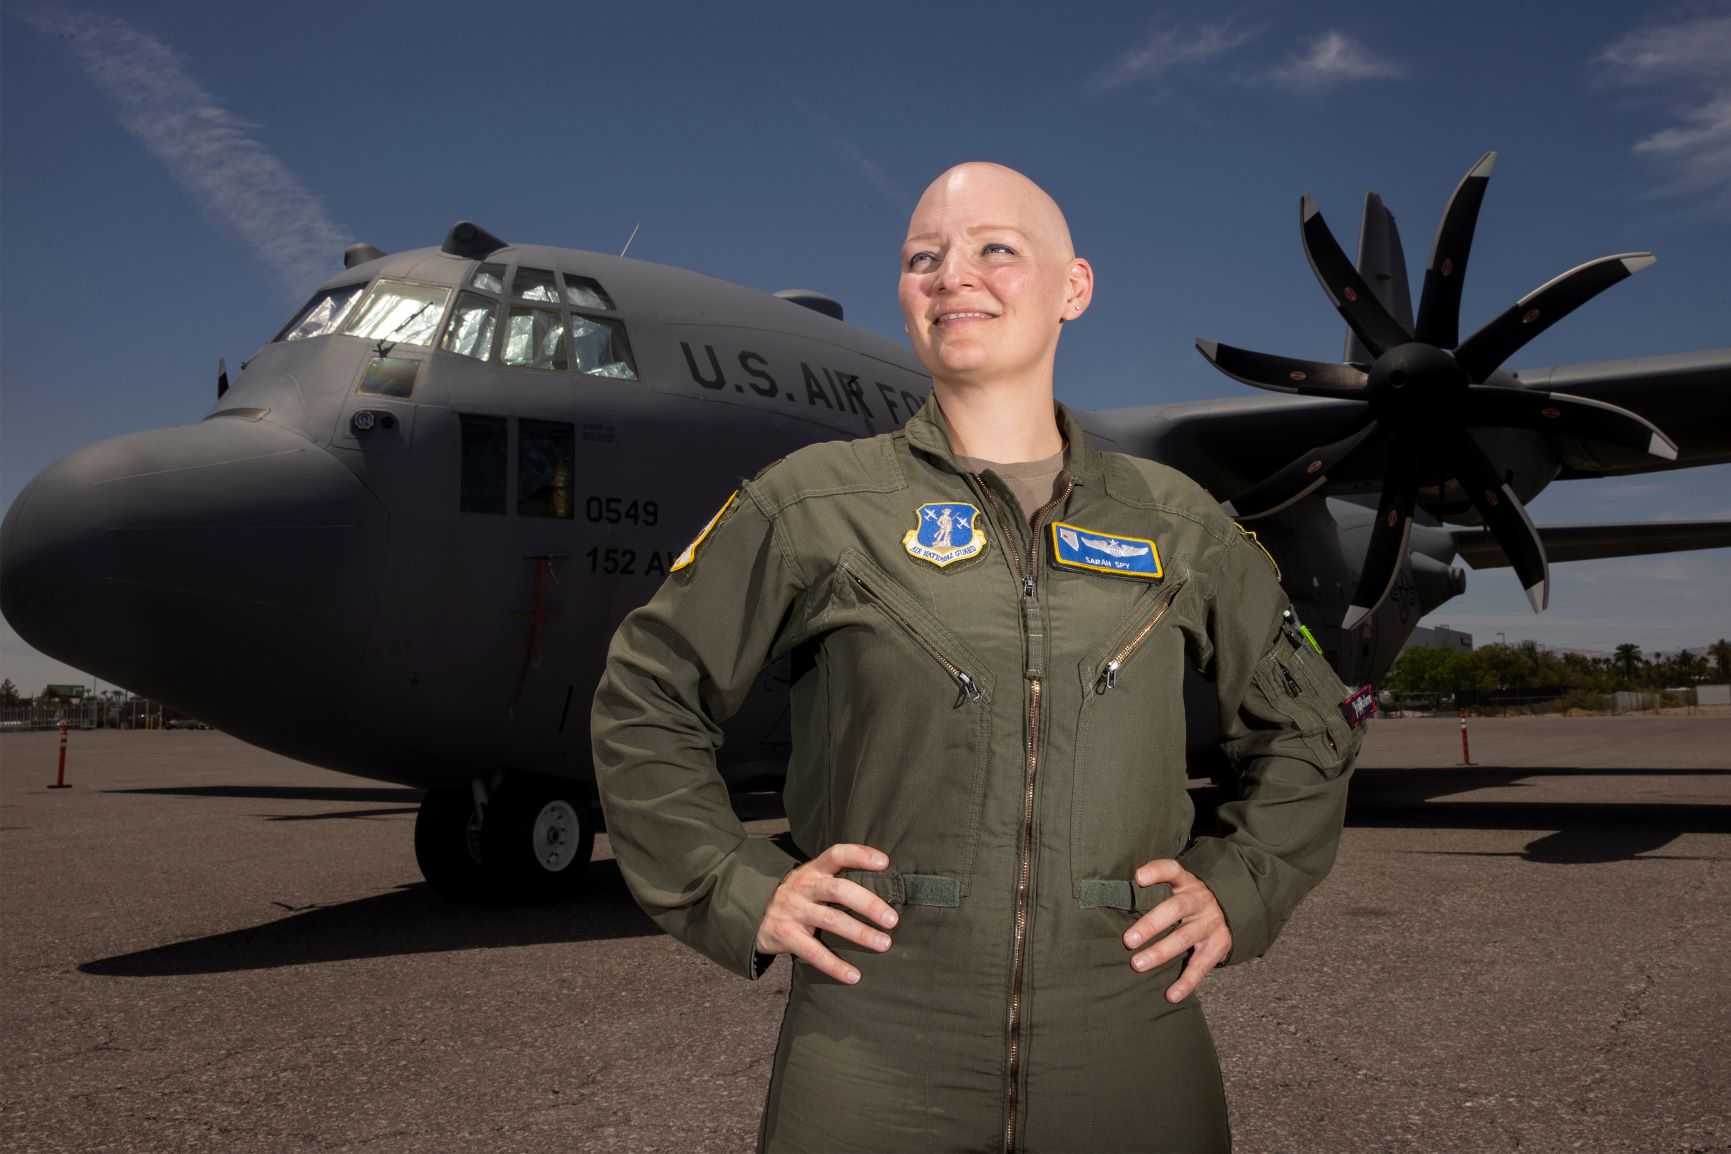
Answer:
[{"xmin": 934, "ymin": 249, "xmax": 975, "ymax": 291}]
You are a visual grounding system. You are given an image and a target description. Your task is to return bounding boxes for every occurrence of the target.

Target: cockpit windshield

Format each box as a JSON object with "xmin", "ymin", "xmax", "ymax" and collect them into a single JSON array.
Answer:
[
  {"xmin": 343, "ymin": 280, "xmax": 452, "ymax": 347},
  {"xmin": 275, "ymin": 284, "xmax": 365, "ymax": 342}
]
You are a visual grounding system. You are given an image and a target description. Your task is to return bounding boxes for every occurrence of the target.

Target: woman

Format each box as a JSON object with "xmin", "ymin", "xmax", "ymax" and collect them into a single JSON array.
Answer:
[{"xmin": 592, "ymin": 162, "xmax": 1361, "ymax": 1152}]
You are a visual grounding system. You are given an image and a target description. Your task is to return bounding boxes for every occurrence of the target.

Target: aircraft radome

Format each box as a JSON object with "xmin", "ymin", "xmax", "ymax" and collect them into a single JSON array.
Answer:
[{"xmin": 3, "ymin": 154, "xmax": 1728, "ymax": 902}]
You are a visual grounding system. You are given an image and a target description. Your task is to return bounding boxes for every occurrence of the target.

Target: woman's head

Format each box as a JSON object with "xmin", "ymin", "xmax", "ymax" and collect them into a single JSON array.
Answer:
[{"xmin": 898, "ymin": 162, "xmax": 1092, "ymax": 396}]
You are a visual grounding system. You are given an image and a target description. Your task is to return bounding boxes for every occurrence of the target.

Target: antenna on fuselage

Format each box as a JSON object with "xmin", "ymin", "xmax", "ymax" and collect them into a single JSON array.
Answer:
[{"xmin": 620, "ymin": 223, "xmax": 641, "ymax": 258}]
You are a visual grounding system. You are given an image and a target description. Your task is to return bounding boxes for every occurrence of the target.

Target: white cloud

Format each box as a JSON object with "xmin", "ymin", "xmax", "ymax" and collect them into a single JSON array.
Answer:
[
  {"xmin": 1597, "ymin": 10, "xmax": 1731, "ymax": 215},
  {"xmin": 791, "ymin": 99, "xmax": 902, "ymax": 204},
  {"xmin": 14, "ymin": 4, "xmax": 350, "ymax": 294},
  {"xmin": 1093, "ymin": 17, "xmax": 1265, "ymax": 91},
  {"xmin": 1267, "ymin": 31, "xmax": 1404, "ymax": 88}
]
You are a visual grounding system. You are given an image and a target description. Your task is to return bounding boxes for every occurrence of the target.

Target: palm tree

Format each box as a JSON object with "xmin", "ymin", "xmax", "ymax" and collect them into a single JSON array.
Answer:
[
  {"xmin": 1710, "ymin": 639, "xmax": 1731, "ymax": 682},
  {"xmin": 1614, "ymin": 643, "xmax": 1642, "ymax": 683}
]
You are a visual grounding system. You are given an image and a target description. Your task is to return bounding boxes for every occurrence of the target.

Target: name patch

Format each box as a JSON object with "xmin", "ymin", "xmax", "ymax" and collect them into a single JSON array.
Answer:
[
  {"xmin": 1339, "ymin": 684, "xmax": 1377, "ymax": 729},
  {"xmin": 903, "ymin": 502, "xmax": 987, "ymax": 568},
  {"xmin": 1050, "ymin": 521, "xmax": 1163, "ymax": 580}
]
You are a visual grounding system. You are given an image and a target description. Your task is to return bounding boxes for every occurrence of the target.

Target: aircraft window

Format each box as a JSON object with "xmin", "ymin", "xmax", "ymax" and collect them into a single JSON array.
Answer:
[
  {"xmin": 343, "ymin": 280, "xmax": 452, "ymax": 347},
  {"xmin": 570, "ymin": 314, "xmax": 638, "ymax": 380},
  {"xmin": 458, "ymin": 414, "xmax": 507, "ymax": 515},
  {"xmin": 517, "ymin": 419, "xmax": 575, "ymax": 519},
  {"xmin": 441, "ymin": 292, "xmax": 498, "ymax": 361},
  {"xmin": 561, "ymin": 274, "xmax": 615, "ymax": 311},
  {"xmin": 512, "ymin": 267, "xmax": 560, "ymax": 302},
  {"xmin": 276, "ymin": 284, "xmax": 364, "ymax": 342},
  {"xmin": 472, "ymin": 263, "xmax": 506, "ymax": 293},
  {"xmin": 502, "ymin": 306, "xmax": 568, "ymax": 370}
]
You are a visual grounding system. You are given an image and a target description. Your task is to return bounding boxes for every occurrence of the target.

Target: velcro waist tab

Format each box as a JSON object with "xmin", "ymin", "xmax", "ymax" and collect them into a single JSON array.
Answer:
[
  {"xmin": 836, "ymin": 868, "xmax": 961, "ymax": 908},
  {"xmin": 1078, "ymin": 878, "xmax": 1173, "ymax": 913}
]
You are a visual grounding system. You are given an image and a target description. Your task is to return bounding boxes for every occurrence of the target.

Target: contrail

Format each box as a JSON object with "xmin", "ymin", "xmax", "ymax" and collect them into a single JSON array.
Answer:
[{"xmin": 12, "ymin": 3, "xmax": 351, "ymax": 294}]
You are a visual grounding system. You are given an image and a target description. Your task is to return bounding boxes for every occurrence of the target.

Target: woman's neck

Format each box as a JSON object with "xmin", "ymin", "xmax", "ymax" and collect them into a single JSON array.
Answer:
[{"xmin": 934, "ymin": 382, "xmax": 1062, "ymax": 463}]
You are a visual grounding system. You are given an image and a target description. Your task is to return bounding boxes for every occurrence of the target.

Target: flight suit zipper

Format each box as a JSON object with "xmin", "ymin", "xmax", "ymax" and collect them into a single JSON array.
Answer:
[
  {"xmin": 843, "ymin": 567, "xmax": 983, "ymax": 704},
  {"xmin": 973, "ymin": 474, "xmax": 1072, "ymax": 1154},
  {"xmin": 1096, "ymin": 581, "xmax": 1188, "ymax": 692}
]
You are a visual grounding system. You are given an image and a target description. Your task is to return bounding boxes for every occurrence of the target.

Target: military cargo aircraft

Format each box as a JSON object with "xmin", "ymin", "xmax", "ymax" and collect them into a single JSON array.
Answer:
[{"xmin": 4, "ymin": 153, "xmax": 1728, "ymax": 901}]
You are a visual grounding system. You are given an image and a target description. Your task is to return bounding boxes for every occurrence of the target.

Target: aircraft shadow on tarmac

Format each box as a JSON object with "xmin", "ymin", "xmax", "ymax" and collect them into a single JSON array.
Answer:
[
  {"xmin": 79, "ymin": 767, "xmax": 1729, "ymax": 978},
  {"xmin": 1230, "ymin": 764, "xmax": 1731, "ymax": 864},
  {"xmin": 79, "ymin": 858, "xmax": 661, "ymax": 979}
]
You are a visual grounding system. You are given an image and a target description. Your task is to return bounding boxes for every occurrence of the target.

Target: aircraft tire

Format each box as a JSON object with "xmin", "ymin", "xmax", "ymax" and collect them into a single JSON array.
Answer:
[
  {"xmin": 414, "ymin": 786, "xmax": 488, "ymax": 902},
  {"xmin": 480, "ymin": 775, "xmax": 596, "ymax": 903}
]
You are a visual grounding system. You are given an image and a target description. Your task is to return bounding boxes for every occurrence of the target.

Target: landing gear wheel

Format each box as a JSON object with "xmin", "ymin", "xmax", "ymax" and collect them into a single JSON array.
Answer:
[
  {"xmin": 415, "ymin": 786, "xmax": 487, "ymax": 902},
  {"xmin": 480, "ymin": 775, "xmax": 596, "ymax": 903}
]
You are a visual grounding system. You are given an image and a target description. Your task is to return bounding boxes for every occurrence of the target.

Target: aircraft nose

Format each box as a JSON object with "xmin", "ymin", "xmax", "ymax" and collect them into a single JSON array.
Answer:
[{"xmin": 0, "ymin": 418, "xmax": 389, "ymax": 748}]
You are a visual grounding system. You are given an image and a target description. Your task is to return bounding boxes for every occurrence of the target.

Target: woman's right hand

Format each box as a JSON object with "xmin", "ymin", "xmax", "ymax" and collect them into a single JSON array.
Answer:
[{"xmin": 754, "ymin": 843, "xmax": 898, "ymax": 984}]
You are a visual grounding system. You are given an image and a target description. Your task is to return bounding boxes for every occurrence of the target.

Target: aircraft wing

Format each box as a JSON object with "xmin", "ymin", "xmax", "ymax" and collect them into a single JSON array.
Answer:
[
  {"xmin": 1080, "ymin": 347, "xmax": 1731, "ymax": 503},
  {"xmin": 1452, "ymin": 521, "xmax": 1731, "ymax": 569},
  {"xmin": 1077, "ymin": 393, "xmax": 1378, "ymax": 502},
  {"xmin": 1513, "ymin": 349, "xmax": 1731, "ymax": 477}
]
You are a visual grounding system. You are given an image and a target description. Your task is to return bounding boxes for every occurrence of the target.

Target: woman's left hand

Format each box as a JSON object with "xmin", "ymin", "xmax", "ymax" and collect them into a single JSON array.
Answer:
[{"xmin": 1123, "ymin": 859, "xmax": 1232, "ymax": 1003}]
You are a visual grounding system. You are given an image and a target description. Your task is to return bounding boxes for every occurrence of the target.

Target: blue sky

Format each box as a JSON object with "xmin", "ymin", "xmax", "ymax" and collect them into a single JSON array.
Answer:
[{"xmin": 2, "ymin": 0, "xmax": 1727, "ymax": 693}]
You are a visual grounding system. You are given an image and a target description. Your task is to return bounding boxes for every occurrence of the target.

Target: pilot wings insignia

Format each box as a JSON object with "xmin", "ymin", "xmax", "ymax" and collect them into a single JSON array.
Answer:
[{"xmin": 1049, "ymin": 519, "xmax": 1162, "ymax": 580}]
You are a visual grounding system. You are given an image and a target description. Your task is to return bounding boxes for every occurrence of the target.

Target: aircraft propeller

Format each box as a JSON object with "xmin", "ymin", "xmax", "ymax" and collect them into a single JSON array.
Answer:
[{"xmin": 1196, "ymin": 151, "xmax": 1678, "ymax": 629}]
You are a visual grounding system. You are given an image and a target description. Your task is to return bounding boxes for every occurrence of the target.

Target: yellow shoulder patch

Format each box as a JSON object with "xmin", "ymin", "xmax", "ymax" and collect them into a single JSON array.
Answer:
[
  {"xmin": 1234, "ymin": 521, "xmax": 1281, "ymax": 580},
  {"xmin": 670, "ymin": 490, "xmax": 739, "ymax": 573}
]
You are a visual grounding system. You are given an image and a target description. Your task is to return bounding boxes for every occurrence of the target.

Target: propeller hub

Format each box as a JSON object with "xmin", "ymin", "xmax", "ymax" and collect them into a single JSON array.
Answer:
[{"xmin": 1368, "ymin": 342, "xmax": 1467, "ymax": 424}]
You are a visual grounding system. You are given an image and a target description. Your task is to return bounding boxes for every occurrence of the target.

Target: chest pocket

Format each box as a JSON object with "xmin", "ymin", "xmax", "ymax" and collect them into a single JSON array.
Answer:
[
  {"xmin": 815, "ymin": 549, "xmax": 997, "ymax": 889},
  {"xmin": 1069, "ymin": 578, "xmax": 1194, "ymax": 896}
]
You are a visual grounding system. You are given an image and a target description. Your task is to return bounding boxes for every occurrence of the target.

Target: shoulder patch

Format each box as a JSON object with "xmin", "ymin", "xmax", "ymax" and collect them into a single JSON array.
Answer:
[
  {"xmin": 1234, "ymin": 521, "xmax": 1281, "ymax": 580},
  {"xmin": 670, "ymin": 490, "xmax": 739, "ymax": 573},
  {"xmin": 1339, "ymin": 684, "xmax": 1377, "ymax": 729},
  {"xmin": 1049, "ymin": 520, "xmax": 1163, "ymax": 580},
  {"xmin": 903, "ymin": 502, "xmax": 987, "ymax": 568}
]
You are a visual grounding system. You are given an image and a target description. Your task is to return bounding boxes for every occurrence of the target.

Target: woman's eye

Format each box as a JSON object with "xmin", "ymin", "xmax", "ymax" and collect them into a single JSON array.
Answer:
[{"xmin": 907, "ymin": 252, "xmax": 937, "ymax": 270}]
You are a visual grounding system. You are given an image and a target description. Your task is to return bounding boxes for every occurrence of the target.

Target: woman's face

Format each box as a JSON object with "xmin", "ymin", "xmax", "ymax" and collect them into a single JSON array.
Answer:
[{"xmin": 898, "ymin": 165, "xmax": 1088, "ymax": 389}]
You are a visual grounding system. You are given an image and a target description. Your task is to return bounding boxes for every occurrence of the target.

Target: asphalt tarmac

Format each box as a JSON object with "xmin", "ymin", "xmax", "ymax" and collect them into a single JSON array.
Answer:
[{"xmin": 2, "ymin": 718, "xmax": 1727, "ymax": 1153}]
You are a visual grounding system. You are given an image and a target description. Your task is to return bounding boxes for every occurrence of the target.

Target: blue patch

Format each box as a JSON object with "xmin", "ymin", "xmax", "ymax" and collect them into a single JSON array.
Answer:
[
  {"xmin": 1339, "ymin": 684, "xmax": 1377, "ymax": 729},
  {"xmin": 903, "ymin": 502, "xmax": 987, "ymax": 568},
  {"xmin": 1049, "ymin": 520, "xmax": 1163, "ymax": 580}
]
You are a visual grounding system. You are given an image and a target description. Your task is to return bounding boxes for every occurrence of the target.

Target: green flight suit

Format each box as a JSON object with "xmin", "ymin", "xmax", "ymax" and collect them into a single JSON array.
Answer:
[{"xmin": 592, "ymin": 397, "xmax": 1362, "ymax": 1153}]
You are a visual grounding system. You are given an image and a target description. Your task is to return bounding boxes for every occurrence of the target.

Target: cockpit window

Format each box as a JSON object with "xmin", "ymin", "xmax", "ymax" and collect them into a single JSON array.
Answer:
[
  {"xmin": 512, "ymin": 266, "xmax": 559, "ymax": 302},
  {"xmin": 441, "ymin": 292, "xmax": 498, "ymax": 361},
  {"xmin": 570, "ymin": 314, "xmax": 637, "ymax": 379},
  {"xmin": 343, "ymin": 280, "xmax": 452, "ymax": 347},
  {"xmin": 472, "ymin": 263, "xmax": 506, "ymax": 293},
  {"xmin": 561, "ymin": 274, "xmax": 615, "ymax": 311},
  {"xmin": 276, "ymin": 284, "xmax": 365, "ymax": 342},
  {"xmin": 502, "ymin": 306, "xmax": 567, "ymax": 370}
]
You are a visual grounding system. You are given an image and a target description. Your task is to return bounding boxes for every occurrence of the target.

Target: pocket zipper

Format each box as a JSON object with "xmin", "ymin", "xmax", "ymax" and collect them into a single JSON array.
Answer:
[
  {"xmin": 1096, "ymin": 581, "xmax": 1187, "ymax": 692},
  {"xmin": 845, "ymin": 568, "xmax": 982, "ymax": 704}
]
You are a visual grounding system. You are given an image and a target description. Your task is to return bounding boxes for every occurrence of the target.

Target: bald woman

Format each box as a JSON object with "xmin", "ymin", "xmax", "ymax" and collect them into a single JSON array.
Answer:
[{"xmin": 593, "ymin": 163, "xmax": 1360, "ymax": 1152}]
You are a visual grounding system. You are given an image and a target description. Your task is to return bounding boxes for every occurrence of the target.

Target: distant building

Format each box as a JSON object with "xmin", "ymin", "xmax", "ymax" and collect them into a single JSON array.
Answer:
[{"xmin": 1401, "ymin": 624, "xmax": 1473, "ymax": 654}]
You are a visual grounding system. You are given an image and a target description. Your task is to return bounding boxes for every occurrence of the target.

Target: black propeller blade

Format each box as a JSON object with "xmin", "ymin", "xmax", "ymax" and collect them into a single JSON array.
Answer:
[
  {"xmin": 1300, "ymin": 195, "xmax": 1413, "ymax": 359},
  {"xmin": 1443, "ymin": 426, "xmax": 1549, "ymax": 612},
  {"xmin": 1200, "ymin": 153, "xmax": 1671, "ymax": 627},
  {"xmin": 1464, "ymin": 386, "xmax": 1678, "ymax": 460},
  {"xmin": 1342, "ymin": 461, "xmax": 1418, "ymax": 630},
  {"xmin": 1414, "ymin": 151, "xmax": 1496, "ymax": 348},
  {"xmin": 1453, "ymin": 253, "xmax": 1655, "ymax": 382},
  {"xmin": 1225, "ymin": 421, "xmax": 1382, "ymax": 522},
  {"xmin": 1194, "ymin": 340, "xmax": 1368, "ymax": 398}
]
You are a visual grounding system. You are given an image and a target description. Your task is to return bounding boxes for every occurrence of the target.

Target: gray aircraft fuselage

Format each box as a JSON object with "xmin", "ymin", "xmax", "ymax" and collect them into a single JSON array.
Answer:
[{"xmin": 6, "ymin": 228, "xmax": 1726, "ymax": 813}]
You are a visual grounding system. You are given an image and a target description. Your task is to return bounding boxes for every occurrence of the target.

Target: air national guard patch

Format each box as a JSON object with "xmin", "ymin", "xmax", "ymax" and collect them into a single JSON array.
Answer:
[
  {"xmin": 1049, "ymin": 521, "xmax": 1163, "ymax": 580},
  {"xmin": 670, "ymin": 491, "xmax": 738, "ymax": 573},
  {"xmin": 903, "ymin": 502, "xmax": 987, "ymax": 568}
]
